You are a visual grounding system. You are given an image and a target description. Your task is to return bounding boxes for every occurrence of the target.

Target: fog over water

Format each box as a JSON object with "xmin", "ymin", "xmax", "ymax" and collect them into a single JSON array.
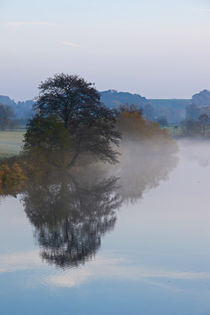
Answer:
[
  {"xmin": 179, "ymin": 139, "xmax": 210, "ymax": 168},
  {"xmin": 1, "ymin": 139, "xmax": 210, "ymax": 314}
]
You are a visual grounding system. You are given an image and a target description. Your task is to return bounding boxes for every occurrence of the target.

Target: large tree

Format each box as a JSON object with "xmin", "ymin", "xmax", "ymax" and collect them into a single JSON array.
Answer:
[{"xmin": 26, "ymin": 74, "xmax": 121, "ymax": 167}]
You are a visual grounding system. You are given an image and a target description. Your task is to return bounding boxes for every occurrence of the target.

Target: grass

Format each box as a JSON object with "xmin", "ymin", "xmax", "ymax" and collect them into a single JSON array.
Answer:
[{"xmin": 0, "ymin": 130, "xmax": 25, "ymax": 158}]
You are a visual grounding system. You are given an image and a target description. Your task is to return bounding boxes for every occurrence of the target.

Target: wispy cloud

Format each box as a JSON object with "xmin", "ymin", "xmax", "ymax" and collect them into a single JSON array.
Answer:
[
  {"xmin": 192, "ymin": 8, "xmax": 210, "ymax": 12},
  {"xmin": 62, "ymin": 40, "xmax": 82, "ymax": 48},
  {"xmin": 0, "ymin": 250, "xmax": 42, "ymax": 272},
  {"xmin": 6, "ymin": 22, "xmax": 56, "ymax": 27},
  {"xmin": 46, "ymin": 254, "xmax": 210, "ymax": 288}
]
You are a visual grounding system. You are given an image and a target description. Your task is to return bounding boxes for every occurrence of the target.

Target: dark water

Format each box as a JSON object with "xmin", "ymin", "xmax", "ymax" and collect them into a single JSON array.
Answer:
[{"xmin": 1, "ymin": 140, "xmax": 210, "ymax": 314}]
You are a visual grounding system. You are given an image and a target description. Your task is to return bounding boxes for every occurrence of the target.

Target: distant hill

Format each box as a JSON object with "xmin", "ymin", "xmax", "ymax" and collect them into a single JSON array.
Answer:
[
  {"xmin": 149, "ymin": 99, "xmax": 191, "ymax": 108},
  {"xmin": 0, "ymin": 95, "xmax": 16, "ymax": 107},
  {"xmin": 149, "ymin": 99, "xmax": 191, "ymax": 123},
  {"xmin": 100, "ymin": 90, "xmax": 148, "ymax": 108},
  {"xmin": 15, "ymin": 100, "xmax": 34, "ymax": 119},
  {"xmin": 100, "ymin": 90, "xmax": 190, "ymax": 123},
  {"xmin": 0, "ymin": 95, "xmax": 34, "ymax": 120},
  {"xmin": 0, "ymin": 89, "xmax": 210, "ymax": 125},
  {"xmin": 192, "ymin": 90, "xmax": 210, "ymax": 106}
]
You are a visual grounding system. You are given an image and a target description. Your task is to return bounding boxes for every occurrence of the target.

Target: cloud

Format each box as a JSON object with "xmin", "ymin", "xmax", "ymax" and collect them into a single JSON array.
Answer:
[
  {"xmin": 6, "ymin": 22, "xmax": 56, "ymax": 27},
  {"xmin": 62, "ymin": 40, "xmax": 82, "ymax": 48},
  {"xmin": 2, "ymin": 250, "xmax": 209, "ymax": 291},
  {"xmin": 0, "ymin": 250, "xmax": 42, "ymax": 272},
  {"xmin": 46, "ymin": 254, "xmax": 210, "ymax": 288},
  {"xmin": 192, "ymin": 8, "xmax": 210, "ymax": 12}
]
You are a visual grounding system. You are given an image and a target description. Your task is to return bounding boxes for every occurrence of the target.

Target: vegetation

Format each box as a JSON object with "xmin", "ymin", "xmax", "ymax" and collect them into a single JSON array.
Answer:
[
  {"xmin": 2, "ymin": 88, "xmax": 210, "ymax": 127},
  {"xmin": 0, "ymin": 104, "xmax": 18, "ymax": 130},
  {"xmin": 156, "ymin": 116, "xmax": 168, "ymax": 127},
  {"xmin": 27, "ymin": 73, "xmax": 121, "ymax": 167},
  {"xmin": 0, "ymin": 81, "xmax": 179, "ymax": 266},
  {"xmin": 0, "ymin": 73, "xmax": 179, "ymax": 195},
  {"xmin": 0, "ymin": 156, "xmax": 26, "ymax": 196},
  {"xmin": 179, "ymin": 113, "xmax": 210, "ymax": 137},
  {"xmin": 117, "ymin": 106, "xmax": 173, "ymax": 146}
]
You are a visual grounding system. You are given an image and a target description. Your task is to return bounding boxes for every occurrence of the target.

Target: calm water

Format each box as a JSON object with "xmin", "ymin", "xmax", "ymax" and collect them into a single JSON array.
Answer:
[{"xmin": 1, "ymin": 140, "xmax": 210, "ymax": 314}]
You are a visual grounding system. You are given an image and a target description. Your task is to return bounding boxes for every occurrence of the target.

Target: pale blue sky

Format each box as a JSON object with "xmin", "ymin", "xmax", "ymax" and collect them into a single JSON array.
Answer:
[{"xmin": 1, "ymin": 0, "xmax": 210, "ymax": 100}]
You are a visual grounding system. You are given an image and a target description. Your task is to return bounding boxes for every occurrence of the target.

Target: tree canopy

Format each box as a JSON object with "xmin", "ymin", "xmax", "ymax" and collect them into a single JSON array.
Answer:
[{"xmin": 25, "ymin": 74, "xmax": 121, "ymax": 167}]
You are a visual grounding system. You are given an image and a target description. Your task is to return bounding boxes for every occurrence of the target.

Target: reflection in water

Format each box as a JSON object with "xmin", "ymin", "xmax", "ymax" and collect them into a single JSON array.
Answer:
[
  {"xmin": 178, "ymin": 139, "xmax": 210, "ymax": 167},
  {"xmin": 22, "ymin": 172, "xmax": 121, "ymax": 268},
  {"xmin": 0, "ymin": 140, "xmax": 178, "ymax": 269},
  {"xmin": 117, "ymin": 140, "xmax": 178, "ymax": 202}
]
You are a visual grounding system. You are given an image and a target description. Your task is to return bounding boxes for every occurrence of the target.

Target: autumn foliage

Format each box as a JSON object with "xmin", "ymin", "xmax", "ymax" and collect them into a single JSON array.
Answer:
[
  {"xmin": 0, "ymin": 158, "xmax": 26, "ymax": 196},
  {"xmin": 117, "ymin": 109, "xmax": 177, "ymax": 153},
  {"xmin": 0, "ymin": 105, "xmax": 178, "ymax": 196}
]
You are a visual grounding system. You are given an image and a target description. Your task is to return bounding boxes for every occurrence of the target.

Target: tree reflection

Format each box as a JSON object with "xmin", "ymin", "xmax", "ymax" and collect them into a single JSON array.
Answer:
[
  {"xmin": 0, "ymin": 139, "xmax": 178, "ymax": 269},
  {"xmin": 21, "ymin": 141, "xmax": 177, "ymax": 268},
  {"xmin": 117, "ymin": 140, "xmax": 178, "ymax": 202},
  {"xmin": 22, "ymin": 170, "xmax": 121, "ymax": 268}
]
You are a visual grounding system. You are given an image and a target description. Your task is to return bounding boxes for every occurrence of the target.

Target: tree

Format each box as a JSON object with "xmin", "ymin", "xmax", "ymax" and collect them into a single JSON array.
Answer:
[
  {"xmin": 0, "ymin": 104, "xmax": 16, "ymax": 130},
  {"xmin": 181, "ymin": 119, "xmax": 200, "ymax": 136},
  {"xmin": 24, "ymin": 115, "xmax": 73, "ymax": 169},
  {"xmin": 198, "ymin": 113, "xmax": 209, "ymax": 136},
  {"xmin": 143, "ymin": 103, "xmax": 155, "ymax": 121},
  {"xmin": 30, "ymin": 74, "xmax": 121, "ymax": 167},
  {"xmin": 156, "ymin": 116, "xmax": 168, "ymax": 127},
  {"xmin": 185, "ymin": 103, "xmax": 200, "ymax": 120},
  {"xmin": 117, "ymin": 107, "xmax": 172, "ymax": 142}
]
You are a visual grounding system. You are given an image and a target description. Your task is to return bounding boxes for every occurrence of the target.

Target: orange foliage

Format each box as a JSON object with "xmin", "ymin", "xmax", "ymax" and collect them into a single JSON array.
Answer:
[
  {"xmin": 0, "ymin": 160, "xmax": 26, "ymax": 196},
  {"xmin": 118, "ymin": 111, "xmax": 167, "ymax": 139},
  {"xmin": 117, "ymin": 110, "xmax": 177, "ymax": 154}
]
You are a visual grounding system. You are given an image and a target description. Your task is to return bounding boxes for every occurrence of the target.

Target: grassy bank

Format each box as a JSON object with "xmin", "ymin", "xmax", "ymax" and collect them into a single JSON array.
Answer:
[{"xmin": 0, "ymin": 130, "xmax": 25, "ymax": 158}]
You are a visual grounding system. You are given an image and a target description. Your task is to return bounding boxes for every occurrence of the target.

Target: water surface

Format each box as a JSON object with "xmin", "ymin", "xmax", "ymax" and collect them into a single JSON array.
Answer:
[{"xmin": 1, "ymin": 140, "xmax": 210, "ymax": 315}]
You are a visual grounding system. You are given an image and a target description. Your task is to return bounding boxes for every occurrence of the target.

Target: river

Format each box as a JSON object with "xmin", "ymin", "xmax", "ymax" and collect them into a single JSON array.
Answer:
[{"xmin": 0, "ymin": 140, "xmax": 210, "ymax": 314}]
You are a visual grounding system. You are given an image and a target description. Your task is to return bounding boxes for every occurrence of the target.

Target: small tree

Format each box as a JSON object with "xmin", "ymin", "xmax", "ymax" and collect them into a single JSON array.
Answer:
[
  {"xmin": 143, "ymin": 103, "xmax": 155, "ymax": 121},
  {"xmin": 181, "ymin": 119, "xmax": 201, "ymax": 136},
  {"xmin": 198, "ymin": 113, "xmax": 209, "ymax": 136},
  {"xmin": 156, "ymin": 116, "xmax": 168, "ymax": 127},
  {"xmin": 186, "ymin": 103, "xmax": 200, "ymax": 120},
  {"xmin": 0, "ymin": 104, "xmax": 16, "ymax": 130}
]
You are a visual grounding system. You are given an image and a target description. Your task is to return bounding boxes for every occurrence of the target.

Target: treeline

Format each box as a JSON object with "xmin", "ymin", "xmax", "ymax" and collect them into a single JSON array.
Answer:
[
  {"xmin": 0, "ymin": 101, "xmax": 32, "ymax": 130},
  {"xmin": 175, "ymin": 103, "xmax": 210, "ymax": 137},
  {"xmin": 101, "ymin": 91, "xmax": 188, "ymax": 124},
  {"xmin": 2, "ymin": 88, "xmax": 210, "ymax": 128},
  {"xmin": 0, "ymin": 104, "xmax": 19, "ymax": 130}
]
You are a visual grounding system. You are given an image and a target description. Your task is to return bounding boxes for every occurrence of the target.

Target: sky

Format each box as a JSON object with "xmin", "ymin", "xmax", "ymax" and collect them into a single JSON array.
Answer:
[{"xmin": 1, "ymin": 0, "xmax": 210, "ymax": 100}]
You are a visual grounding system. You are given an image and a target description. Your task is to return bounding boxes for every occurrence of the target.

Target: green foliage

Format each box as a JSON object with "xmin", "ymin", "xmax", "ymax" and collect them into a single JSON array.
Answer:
[
  {"xmin": 31, "ymin": 73, "xmax": 121, "ymax": 166},
  {"xmin": 24, "ymin": 115, "xmax": 74, "ymax": 169}
]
